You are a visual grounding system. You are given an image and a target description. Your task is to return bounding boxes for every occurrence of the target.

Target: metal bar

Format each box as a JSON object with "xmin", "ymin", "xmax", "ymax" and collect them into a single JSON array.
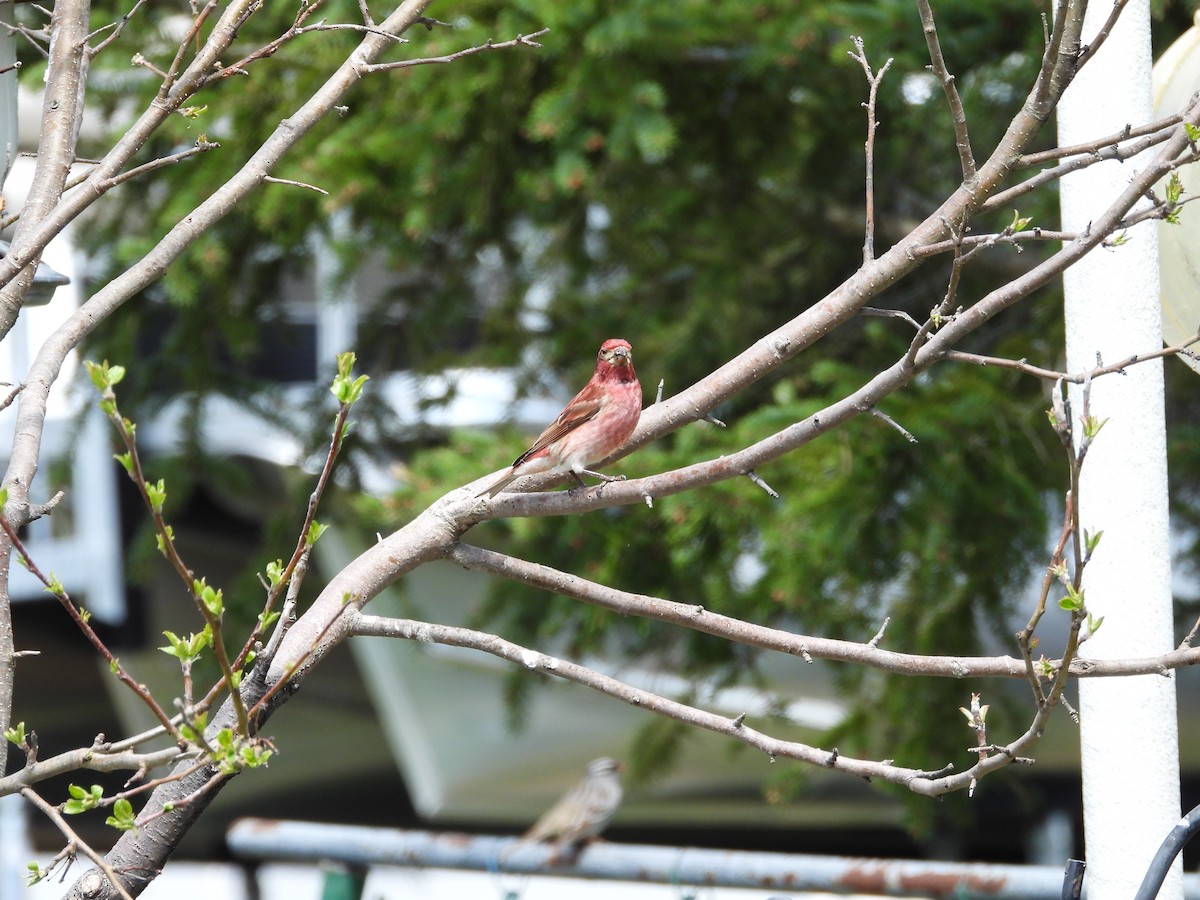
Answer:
[
  {"xmin": 1136, "ymin": 803, "xmax": 1200, "ymax": 900},
  {"xmin": 225, "ymin": 819, "xmax": 1200, "ymax": 900}
]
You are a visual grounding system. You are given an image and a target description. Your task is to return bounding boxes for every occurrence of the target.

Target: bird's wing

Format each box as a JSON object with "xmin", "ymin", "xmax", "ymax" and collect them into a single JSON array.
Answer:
[
  {"xmin": 510, "ymin": 382, "xmax": 604, "ymax": 467},
  {"xmin": 523, "ymin": 785, "xmax": 586, "ymax": 842}
]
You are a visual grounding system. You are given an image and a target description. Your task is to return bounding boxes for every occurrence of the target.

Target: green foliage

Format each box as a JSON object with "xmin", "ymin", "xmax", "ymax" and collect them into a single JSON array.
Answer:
[
  {"xmin": 1058, "ymin": 584, "xmax": 1085, "ymax": 613},
  {"xmin": 145, "ymin": 478, "xmax": 167, "ymax": 513},
  {"xmin": 264, "ymin": 559, "xmax": 285, "ymax": 589},
  {"xmin": 1081, "ymin": 415, "xmax": 1108, "ymax": 442},
  {"xmin": 63, "ymin": 783, "xmax": 105, "ymax": 815},
  {"xmin": 211, "ymin": 728, "xmax": 274, "ymax": 775},
  {"xmin": 331, "ymin": 352, "xmax": 370, "ymax": 405},
  {"xmin": 305, "ymin": 520, "xmax": 329, "ymax": 548},
  {"xmin": 26, "ymin": 861, "xmax": 47, "ymax": 886},
  {"xmin": 193, "ymin": 578, "xmax": 225, "ymax": 618},
  {"xmin": 4, "ymin": 721, "xmax": 26, "ymax": 747},
  {"xmin": 83, "ymin": 359, "xmax": 125, "ymax": 390},
  {"xmin": 179, "ymin": 711, "xmax": 209, "ymax": 745},
  {"xmin": 160, "ymin": 626, "xmax": 214, "ymax": 663},
  {"xmin": 1009, "ymin": 209, "xmax": 1032, "ymax": 233},
  {"xmin": 105, "ymin": 798, "xmax": 138, "ymax": 833}
]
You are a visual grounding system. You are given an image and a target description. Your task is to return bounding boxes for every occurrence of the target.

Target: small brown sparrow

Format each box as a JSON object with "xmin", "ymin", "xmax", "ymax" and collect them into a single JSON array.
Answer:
[{"xmin": 518, "ymin": 757, "xmax": 624, "ymax": 862}]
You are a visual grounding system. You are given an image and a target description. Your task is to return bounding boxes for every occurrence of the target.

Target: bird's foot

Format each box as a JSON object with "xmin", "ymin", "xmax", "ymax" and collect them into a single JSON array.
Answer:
[{"xmin": 580, "ymin": 469, "xmax": 626, "ymax": 485}]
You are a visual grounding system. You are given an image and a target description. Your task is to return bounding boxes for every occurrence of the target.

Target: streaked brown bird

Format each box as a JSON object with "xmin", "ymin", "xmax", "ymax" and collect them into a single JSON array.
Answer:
[
  {"xmin": 521, "ymin": 757, "xmax": 624, "ymax": 860},
  {"xmin": 478, "ymin": 339, "xmax": 642, "ymax": 497}
]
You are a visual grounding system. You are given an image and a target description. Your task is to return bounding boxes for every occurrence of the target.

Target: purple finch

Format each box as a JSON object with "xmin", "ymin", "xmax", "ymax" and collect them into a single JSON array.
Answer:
[{"xmin": 480, "ymin": 339, "xmax": 642, "ymax": 497}]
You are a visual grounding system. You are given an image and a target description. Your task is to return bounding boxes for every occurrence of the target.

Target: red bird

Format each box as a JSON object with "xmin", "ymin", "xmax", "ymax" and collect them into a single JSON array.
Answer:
[{"xmin": 480, "ymin": 339, "xmax": 642, "ymax": 497}]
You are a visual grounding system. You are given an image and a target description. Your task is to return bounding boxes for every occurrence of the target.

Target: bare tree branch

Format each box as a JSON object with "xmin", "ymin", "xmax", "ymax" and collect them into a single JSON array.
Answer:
[
  {"xmin": 261, "ymin": 175, "xmax": 329, "ymax": 194},
  {"xmin": 1074, "ymin": 0, "xmax": 1130, "ymax": 70},
  {"xmin": 360, "ymin": 27, "xmax": 549, "ymax": 72},
  {"xmin": 0, "ymin": 745, "xmax": 189, "ymax": 796},
  {"xmin": 947, "ymin": 332, "xmax": 1200, "ymax": 383},
  {"xmin": 346, "ymin": 611, "xmax": 973, "ymax": 792},
  {"xmin": 0, "ymin": 0, "xmax": 258, "ymax": 315},
  {"xmin": 983, "ymin": 122, "xmax": 1187, "ymax": 213},
  {"xmin": 912, "ymin": 227, "xmax": 1077, "ymax": 259},
  {"xmin": 848, "ymin": 36, "xmax": 892, "ymax": 263},
  {"xmin": 1019, "ymin": 113, "xmax": 1181, "ymax": 165},
  {"xmin": 917, "ymin": 0, "xmax": 976, "ymax": 181},
  {"xmin": 345, "ymin": 610, "xmax": 1083, "ymax": 799},
  {"xmin": 445, "ymin": 543, "xmax": 1200, "ymax": 680},
  {"xmin": 0, "ymin": 0, "xmax": 89, "ymax": 369},
  {"xmin": 87, "ymin": 0, "xmax": 150, "ymax": 56}
]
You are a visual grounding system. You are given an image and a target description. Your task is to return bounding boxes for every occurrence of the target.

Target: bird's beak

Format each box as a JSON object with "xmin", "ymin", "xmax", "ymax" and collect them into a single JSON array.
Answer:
[{"xmin": 611, "ymin": 347, "xmax": 631, "ymax": 365}]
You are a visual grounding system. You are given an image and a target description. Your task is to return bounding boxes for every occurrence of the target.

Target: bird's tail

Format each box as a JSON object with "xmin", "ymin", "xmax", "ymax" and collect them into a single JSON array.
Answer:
[{"xmin": 477, "ymin": 469, "xmax": 519, "ymax": 498}]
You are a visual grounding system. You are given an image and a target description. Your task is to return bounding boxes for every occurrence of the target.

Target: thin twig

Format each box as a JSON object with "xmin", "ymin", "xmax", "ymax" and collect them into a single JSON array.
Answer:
[
  {"xmin": 0, "ymin": 744, "xmax": 188, "ymax": 796},
  {"xmin": 88, "ymin": 0, "xmax": 150, "ymax": 56},
  {"xmin": 157, "ymin": 0, "xmax": 221, "ymax": 101},
  {"xmin": 20, "ymin": 788, "xmax": 136, "ymax": 900},
  {"xmin": 107, "ymin": 142, "xmax": 220, "ymax": 189},
  {"xmin": 848, "ymin": 36, "xmax": 893, "ymax": 263},
  {"xmin": 912, "ymin": 227, "xmax": 1076, "ymax": 259},
  {"xmin": 904, "ymin": 213, "xmax": 967, "ymax": 370},
  {"xmin": 1019, "ymin": 114, "xmax": 1181, "ymax": 166},
  {"xmin": 983, "ymin": 125, "xmax": 1180, "ymax": 213},
  {"xmin": 870, "ymin": 407, "xmax": 917, "ymax": 443},
  {"xmin": 1180, "ymin": 612, "xmax": 1200, "ymax": 650},
  {"xmin": 860, "ymin": 307, "xmax": 921, "ymax": 330},
  {"xmin": 946, "ymin": 331, "xmax": 1200, "ymax": 383},
  {"xmin": 0, "ymin": 382, "xmax": 21, "ymax": 412},
  {"xmin": 99, "ymin": 393, "xmax": 250, "ymax": 735},
  {"xmin": 27, "ymin": 489, "xmax": 65, "ymax": 522},
  {"xmin": 130, "ymin": 51, "xmax": 168, "ymax": 79},
  {"xmin": 346, "ymin": 610, "xmax": 1058, "ymax": 798},
  {"xmin": 132, "ymin": 766, "xmax": 227, "ymax": 830},
  {"xmin": 361, "ymin": 28, "xmax": 549, "ymax": 73},
  {"xmin": 867, "ymin": 616, "xmax": 891, "ymax": 648},
  {"xmin": 0, "ymin": 514, "xmax": 184, "ymax": 741},
  {"xmin": 207, "ymin": 8, "xmax": 410, "ymax": 82},
  {"xmin": 1075, "ymin": 0, "xmax": 1131, "ymax": 70},
  {"xmin": 250, "ymin": 397, "xmax": 357, "ymax": 677},
  {"xmin": 917, "ymin": 0, "xmax": 975, "ymax": 181},
  {"xmin": 744, "ymin": 470, "xmax": 780, "ymax": 499},
  {"xmin": 262, "ymin": 175, "xmax": 329, "ymax": 195},
  {"xmin": 445, "ymin": 542, "xmax": 1200, "ymax": 681},
  {"xmin": 248, "ymin": 597, "xmax": 356, "ymax": 717}
]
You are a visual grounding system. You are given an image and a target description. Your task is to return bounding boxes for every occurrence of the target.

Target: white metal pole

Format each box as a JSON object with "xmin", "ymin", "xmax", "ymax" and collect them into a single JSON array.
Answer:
[{"xmin": 1058, "ymin": 2, "xmax": 1180, "ymax": 899}]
